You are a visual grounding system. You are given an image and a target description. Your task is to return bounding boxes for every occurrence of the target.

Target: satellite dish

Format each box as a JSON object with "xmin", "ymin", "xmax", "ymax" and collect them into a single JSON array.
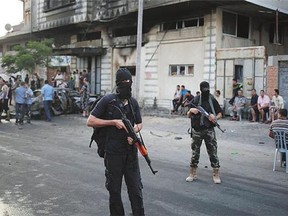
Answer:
[{"xmin": 5, "ymin": 23, "xmax": 12, "ymax": 32}]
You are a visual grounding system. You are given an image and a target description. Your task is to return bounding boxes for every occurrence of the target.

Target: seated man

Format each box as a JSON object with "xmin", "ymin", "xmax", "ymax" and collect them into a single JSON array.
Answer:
[
  {"xmin": 248, "ymin": 89, "xmax": 259, "ymax": 122},
  {"xmin": 180, "ymin": 90, "xmax": 194, "ymax": 115},
  {"xmin": 172, "ymin": 85, "xmax": 187, "ymax": 114},
  {"xmin": 269, "ymin": 108, "xmax": 288, "ymax": 167},
  {"xmin": 214, "ymin": 90, "xmax": 224, "ymax": 116},
  {"xmin": 182, "ymin": 90, "xmax": 194, "ymax": 107},
  {"xmin": 266, "ymin": 89, "xmax": 284, "ymax": 123},
  {"xmin": 257, "ymin": 90, "xmax": 270, "ymax": 123},
  {"xmin": 228, "ymin": 90, "xmax": 246, "ymax": 121},
  {"xmin": 172, "ymin": 85, "xmax": 181, "ymax": 112}
]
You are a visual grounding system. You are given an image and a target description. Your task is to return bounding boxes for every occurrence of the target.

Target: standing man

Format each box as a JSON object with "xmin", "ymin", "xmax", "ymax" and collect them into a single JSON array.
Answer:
[
  {"xmin": 41, "ymin": 80, "xmax": 54, "ymax": 122},
  {"xmin": 229, "ymin": 78, "xmax": 243, "ymax": 105},
  {"xmin": 11, "ymin": 78, "xmax": 20, "ymax": 105},
  {"xmin": 54, "ymin": 70, "xmax": 64, "ymax": 87},
  {"xmin": 25, "ymin": 83, "xmax": 34, "ymax": 124},
  {"xmin": 257, "ymin": 90, "xmax": 270, "ymax": 123},
  {"xmin": 0, "ymin": 79, "xmax": 10, "ymax": 122},
  {"xmin": 15, "ymin": 82, "xmax": 27, "ymax": 125},
  {"xmin": 79, "ymin": 78, "xmax": 90, "ymax": 117},
  {"xmin": 248, "ymin": 89, "xmax": 259, "ymax": 122},
  {"xmin": 186, "ymin": 81, "xmax": 222, "ymax": 184},
  {"xmin": 87, "ymin": 68, "xmax": 145, "ymax": 216}
]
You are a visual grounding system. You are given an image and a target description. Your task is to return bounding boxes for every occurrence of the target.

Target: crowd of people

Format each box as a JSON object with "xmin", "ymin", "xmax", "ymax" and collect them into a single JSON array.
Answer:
[
  {"xmin": 0, "ymin": 77, "xmax": 34, "ymax": 124},
  {"xmin": 228, "ymin": 87, "xmax": 285, "ymax": 123},
  {"xmin": 0, "ymin": 68, "xmax": 93, "ymax": 123},
  {"xmin": 171, "ymin": 84, "xmax": 200, "ymax": 115},
  {"xmin": 171, "ymin": 78, "xmax": 286, "ymax": 125}
]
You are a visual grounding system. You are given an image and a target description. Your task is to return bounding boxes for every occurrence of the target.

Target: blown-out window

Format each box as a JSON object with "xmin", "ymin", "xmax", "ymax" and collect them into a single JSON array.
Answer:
[
  {"xmin": 44, "ymin": 0, "xmax": 76, "ymax": 11},
  {"xmin": 161, "ymin": 17, "xmax": 204, "ymax": 31},
  {"xmin": 223, "ymin": 11, "xmax": 250, "ymax": 39},
  {"xmin": 169, "ymin": 65, "xmax": 194, "ymax": 76}
]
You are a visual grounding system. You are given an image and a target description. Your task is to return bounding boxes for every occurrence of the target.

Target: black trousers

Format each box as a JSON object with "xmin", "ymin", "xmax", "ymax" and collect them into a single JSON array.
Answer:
[{"xmin": 104, "ymin": 151, "xmax": 145, "ymax": 216}]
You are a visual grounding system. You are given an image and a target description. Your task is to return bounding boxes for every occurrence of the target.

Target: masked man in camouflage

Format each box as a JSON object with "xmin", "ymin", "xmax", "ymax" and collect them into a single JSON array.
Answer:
[{"xmin": 186, "ymin": 81, "xmax": 222, "ymax": 184}]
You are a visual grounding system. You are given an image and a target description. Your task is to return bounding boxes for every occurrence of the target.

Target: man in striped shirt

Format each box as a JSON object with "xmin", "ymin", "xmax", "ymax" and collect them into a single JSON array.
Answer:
[{"xmin": 269, "ymin": 109, "xmax": 288, "ymax": 166}]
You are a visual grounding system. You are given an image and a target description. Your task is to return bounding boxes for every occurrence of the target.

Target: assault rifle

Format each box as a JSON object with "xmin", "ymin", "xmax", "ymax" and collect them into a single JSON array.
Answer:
[
  {"xmin": 110, "ymin": 101, "xmax": 158, "ymax": 175},
  {"xmin": 190, "ymin": 102, "xmax": 226, "ymax": 133}
]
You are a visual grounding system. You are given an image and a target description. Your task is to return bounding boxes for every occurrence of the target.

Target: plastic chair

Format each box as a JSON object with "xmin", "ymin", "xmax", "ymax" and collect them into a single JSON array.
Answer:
[{"xmin": 272, "ymin": 127, "xmax": 288, "ymax": 173}]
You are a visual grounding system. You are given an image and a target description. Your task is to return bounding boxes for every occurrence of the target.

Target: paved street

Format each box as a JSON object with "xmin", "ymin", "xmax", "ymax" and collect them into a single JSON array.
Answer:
[{"xmin": 0, "ymin": 114, "xmax": 287, "ymax": 216}]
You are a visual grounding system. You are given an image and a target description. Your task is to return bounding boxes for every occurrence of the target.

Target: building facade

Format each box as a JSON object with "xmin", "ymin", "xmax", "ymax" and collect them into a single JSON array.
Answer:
[{"xmin": 0, "ymin": 0, "xmax": 288, "ymax": 108}]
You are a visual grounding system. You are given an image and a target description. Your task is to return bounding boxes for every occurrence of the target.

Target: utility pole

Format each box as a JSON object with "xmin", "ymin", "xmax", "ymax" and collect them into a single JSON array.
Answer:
[
  {"xmin": 136, "ymin": 0, "xmax": 143, "ymax": 99},
  {"xmin": 276, "ymin": 8, "xmax": 279, "ymax": 55}
]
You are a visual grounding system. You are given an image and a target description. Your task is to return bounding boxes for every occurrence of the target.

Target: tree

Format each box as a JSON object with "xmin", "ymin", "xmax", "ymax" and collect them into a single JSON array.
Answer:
[{"xmin": 1, "ymin": 39, "xmax": 54, "ymax": 74}]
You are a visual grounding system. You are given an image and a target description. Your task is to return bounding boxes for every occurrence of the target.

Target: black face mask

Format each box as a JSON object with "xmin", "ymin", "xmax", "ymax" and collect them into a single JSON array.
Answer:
[
  {"xmin": 201, "ymin": 90, "xmax": 210, "ymax": 100},
  {"xmin": 116, "ymin": 82, "xmax": 132, "ymax": 99}
]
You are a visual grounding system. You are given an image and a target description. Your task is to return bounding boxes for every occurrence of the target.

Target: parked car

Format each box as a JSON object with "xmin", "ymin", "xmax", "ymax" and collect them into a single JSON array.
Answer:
[{"xmin": 30, "ymin": 88, "xmax": 98, "ymax": 117}]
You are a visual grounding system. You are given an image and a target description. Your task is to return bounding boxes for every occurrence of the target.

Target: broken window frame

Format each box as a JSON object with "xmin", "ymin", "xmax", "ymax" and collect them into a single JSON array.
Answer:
[
  {"xmin": 269, "ymin": 23, "xmax": 284, "ymax": 45},
  {"xmin": 222, "ymin": 11, "xmax": 250, "ymax": 39},
  {"xmin": 161, "ymin": 17, "xmax": 204, "ymax": 31},
  {"xmin": 169, "ymin": 64, "xmax": 194, "ymax": 76},
  {"xmin": 44, "ymin": 0, "xmax": 76, "ymax": 12}
]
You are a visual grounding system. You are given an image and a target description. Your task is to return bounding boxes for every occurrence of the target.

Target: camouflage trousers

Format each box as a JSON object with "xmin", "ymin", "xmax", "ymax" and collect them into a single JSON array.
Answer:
[{"xmin": 190, "ymin": 128, "xmax": 220, "ymax": 168}]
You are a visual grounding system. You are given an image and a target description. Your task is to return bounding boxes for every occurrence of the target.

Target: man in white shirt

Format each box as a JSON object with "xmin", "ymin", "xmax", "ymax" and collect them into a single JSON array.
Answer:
[
  {"xmin": 54, "ymin": 70, "xmax": 64, "ymax": 87},
  {"xmin": 257, "ymin": 90, "xmax": 270, "ymax": 123},
  {"xmin": 172, "ymin": 85, "xmax": 181, "ymax": 113},
  {"xmin": 266, "ymin": 89, "xmax": 284, "ymax": 123}
]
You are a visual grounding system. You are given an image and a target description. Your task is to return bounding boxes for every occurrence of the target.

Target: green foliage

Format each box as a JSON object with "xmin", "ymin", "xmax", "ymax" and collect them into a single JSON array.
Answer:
[{"xmin": 1, "ymin": 39, "xmax": 54, "ymax": 74}]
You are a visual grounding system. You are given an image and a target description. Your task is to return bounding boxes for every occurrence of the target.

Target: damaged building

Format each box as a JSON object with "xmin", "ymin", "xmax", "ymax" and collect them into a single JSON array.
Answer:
[{"xmin": 0, "ymin": 0, "xmax": 288, "ymax": 109}]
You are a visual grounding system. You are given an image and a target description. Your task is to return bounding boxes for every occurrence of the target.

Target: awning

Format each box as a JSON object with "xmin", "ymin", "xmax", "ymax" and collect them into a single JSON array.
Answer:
[
  {"xmin": 245, "ymin": 0, "xmax": 288, "ymax": 15},
  {"xmin": 53, "ymin": 47, "xmax": 107, "ymax": 57}
]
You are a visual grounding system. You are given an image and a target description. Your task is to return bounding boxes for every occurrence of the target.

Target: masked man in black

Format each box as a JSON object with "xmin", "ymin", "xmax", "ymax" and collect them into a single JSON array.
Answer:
[
  {"xmin": 87, "ymin": 68, "xmax": 145, "ymax": 216},
  {"xmin": 186, "ymin": 81, "xmax": 222, "ymax": 184}
]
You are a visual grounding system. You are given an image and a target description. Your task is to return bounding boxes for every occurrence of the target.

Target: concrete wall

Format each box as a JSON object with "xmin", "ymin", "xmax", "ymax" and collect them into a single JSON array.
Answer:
[
  {"xmin": 267, "ymin": 55, "xmax": 288, "ymax": 109},
  {"xmin": 217, "ymin": 8, "xmax": 288, "ymax": 56},
  {"xmin": 216, "ymin": 46, "xmax": 266, "ymax": 99}
]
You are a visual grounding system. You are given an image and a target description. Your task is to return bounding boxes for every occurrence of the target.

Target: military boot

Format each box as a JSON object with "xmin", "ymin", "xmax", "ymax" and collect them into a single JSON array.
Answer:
[
  {"xmin": 212, "ymin": 168, "xmax": 221, "ymax": 184},
  {"xmin": 186, "ymin": 167, "xmax": 197, "ymax": 182}
]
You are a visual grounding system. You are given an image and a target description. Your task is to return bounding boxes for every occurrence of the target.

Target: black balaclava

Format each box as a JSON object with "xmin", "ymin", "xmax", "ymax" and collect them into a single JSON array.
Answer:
[
  {"xmin": 116, "ymin": 68, "xmax": 132, "ymax": 99},
  {"xmin": 200, "ymin": 81, "xmax": 210, "ymax": 100}
]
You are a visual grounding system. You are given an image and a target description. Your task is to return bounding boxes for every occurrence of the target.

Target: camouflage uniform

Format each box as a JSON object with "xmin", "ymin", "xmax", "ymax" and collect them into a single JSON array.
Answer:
[
  {"xmin": 190, "ymin": 128, "xmax": 220, "ymax": 168},
  {"xmin": 187, "ymin": 81, "xmax": 222, "ymax": 184}
]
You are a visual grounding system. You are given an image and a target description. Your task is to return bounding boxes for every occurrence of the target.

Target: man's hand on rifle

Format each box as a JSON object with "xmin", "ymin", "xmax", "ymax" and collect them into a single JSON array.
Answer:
[
  {"xmin": 127, "ymin": 137, "xmax": 133, "ymax": 145},
  {"xmin": 187, "ymin": 108, "xmax": 199, "ymax": 117},
  {"xmin": 208, "ymin": 114, "xmax": 217, "ymax": 123},
  {"xmin": 134, "ymin": 123, "xmax": 142, "ymax": 133},
  {"xmin": 114, "ymin": 119, "xmax": 128, "ymax": 132}
]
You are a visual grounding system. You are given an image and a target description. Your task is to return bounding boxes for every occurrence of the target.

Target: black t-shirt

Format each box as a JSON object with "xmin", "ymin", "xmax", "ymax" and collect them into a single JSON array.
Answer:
[
  {"xmin": 251, "ymin": 94, "xmax": 258, "ymax": 106},
  {"xmin": 190, "ymin": 95, "xmax": 222, "ymax": 130},
  {"xmin": 91, "ymin": 94, "xmax": 142, "ymax": 154}
]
